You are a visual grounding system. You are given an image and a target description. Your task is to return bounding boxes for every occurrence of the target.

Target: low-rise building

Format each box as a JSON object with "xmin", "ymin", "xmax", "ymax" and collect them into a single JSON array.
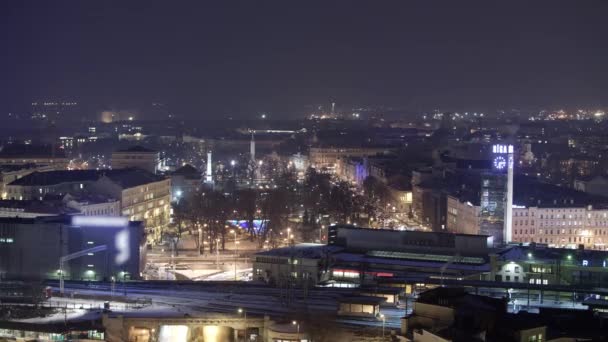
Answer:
[
  {"xmin": 255, "ymin": 225, "xmax": 608, "ymax": 290},
  {"xmin": 253, "ymin": 243, "xmax": 341, "ymax": 287}
]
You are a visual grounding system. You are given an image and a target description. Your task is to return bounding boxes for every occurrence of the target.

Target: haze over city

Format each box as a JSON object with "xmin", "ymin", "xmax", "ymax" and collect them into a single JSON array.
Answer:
[
  {"xmin": 1, "ymin": 2, "xmax": 608, "ymax": 342},
  {"xmin": 2, "ymin": 1, "xmax": 608, "ymax": 119}
]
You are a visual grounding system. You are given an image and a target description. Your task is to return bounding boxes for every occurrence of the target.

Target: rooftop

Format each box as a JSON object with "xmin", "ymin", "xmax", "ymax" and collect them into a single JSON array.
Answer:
[
  {"xmin": 255, "ymin": 243, "xmax": 343, "ymax": 258},
  {"xmin": 337, "ymin": 295, "xmax": 386, "ymax": 305},
  {"xmin": 499, "ymin": 244, "xmax": 608, "ymax": 267},
  {"xmin": 0, "ymin": 199, "xmax": 78, "ymax": 215},
  {"xmin": 8, "ymin": 168, "xmax": 165, "ymax": 188},
  {"xmin": 0, "ymin": 144, "xmax": 66, "ymax": 159},
  {"xmin": 172, "ymin": 164, "xmax": 200, "ymax": 177},
  {"xmin": 446, "ymin": 174, "xmax": 608, "ymax": 208},
  {"xmin": 0, "ymin": 163, "xmax": 39, "ymax": 172},
  {"xmin": 115, "ymin": 145, "xmax": 157, "ymax": 153}
]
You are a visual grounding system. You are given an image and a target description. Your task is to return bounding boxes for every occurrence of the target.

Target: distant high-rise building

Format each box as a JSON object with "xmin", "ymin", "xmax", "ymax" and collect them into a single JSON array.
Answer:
[{"xmin": 479, "ymin": 144, "xmax": 514, "ymax": 245}]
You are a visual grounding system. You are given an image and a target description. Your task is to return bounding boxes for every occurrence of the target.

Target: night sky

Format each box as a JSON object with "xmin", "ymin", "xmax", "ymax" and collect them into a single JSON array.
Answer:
[{"xmin": 2, "ymin": 1, "xmax": 608, "ymax": 118}]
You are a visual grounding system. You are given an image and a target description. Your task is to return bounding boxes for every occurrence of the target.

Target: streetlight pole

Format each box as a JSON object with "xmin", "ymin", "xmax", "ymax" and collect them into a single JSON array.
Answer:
[
  {"xmin": 238, "ymin": 308, "xmax": 247, "ymax": 337},
  {"xmin": 231, "ymin": 229, "xmax": 238, "ymax": 280},
  {"xmin": 198, "ymin": 228, "xmax": 202, "ymax": 256},
  {"xmin": 380, "ymin": 314, "xmax": 385, "ymax": 337},
  {"xmin": 216, "ymin": 238, "xmax": 220, "ymax": 269}
]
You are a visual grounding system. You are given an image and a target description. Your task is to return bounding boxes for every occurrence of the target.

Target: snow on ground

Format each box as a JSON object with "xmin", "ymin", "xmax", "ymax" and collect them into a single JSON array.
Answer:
[
  {"xmin": 174, "ymin": 268, "xmax": 222, "ymax": 280},
  {"xmin": 202, "ymin": 268, "xmax": 252, "ymax": 281}
]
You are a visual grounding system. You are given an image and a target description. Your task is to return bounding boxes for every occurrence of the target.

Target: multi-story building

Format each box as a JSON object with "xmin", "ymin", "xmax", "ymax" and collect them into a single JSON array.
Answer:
[
  {"xmin": 447, "ymin": 186, "xmax": 608, "ymax": 250},
  {"xmin": 0, "ymin": 163, "xmax": 61, "ymax": 199},
  {"xmin": 309, "ymin": 146, "xmax": 393, "ymax": 173},
  {"xmin": 510, "ymin": 205, "xmax": 608, "ymax": 250},
  {"xmin": 63, "ymin": 193, "xmax": 121, "ymax": 217},
  {"xmin": 335, "ymin": 157, "xmax": 367, "ymax": 186},
  {"xmin": 0, "ymin": 144, "xmax": 68, "ymax": 167},
  {"xmin": 446, "ymin": 195, "xmax": 480, "ymax": 235},
  {"xmin": 90, "ymin": 172, "xmax": 170, "ymax": 243},
  {"xmin": 0, "ymin": 215, "xmax": 145, "ymax": 281},
  {"xmin": 5, "ymin": 169, "xmax": 103, "ymax": 201},
  {"xmin": 111, "ymin": 146, "xmax": 160, "ymax": 174},
  {"xmin": 5, "ymin": 169, "xmax": 170, "ymax": 243},
  {"xmin": 387, "ymin": 182, "xmax": 413, "ymax": 220}
]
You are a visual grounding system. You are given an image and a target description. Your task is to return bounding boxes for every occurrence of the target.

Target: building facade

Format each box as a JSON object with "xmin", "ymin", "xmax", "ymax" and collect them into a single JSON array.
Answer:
[
  {"xmin": 111, "ymin": 146, "xmax": 160, "ymax": 174},
  {"xmin": 0, "ymin": 215, "xmax": 145, "ymax": 281},
  {"xmin": 309, "ymin": 146, "xmax": 392, "ymax": 172},
  {"xmin": 5, "ymin": 169, "xmax": 171, "ymax": 244},
  {"xmin": 0, "ymin": 144, "xmax": 68, "ymax": 167},
  {"xmin": 448, "ymin": 200, "xmax": 608, "ymax": 251}
]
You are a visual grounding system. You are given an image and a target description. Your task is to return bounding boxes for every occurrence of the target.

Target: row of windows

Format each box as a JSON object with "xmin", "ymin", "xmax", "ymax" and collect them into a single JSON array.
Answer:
[{"xmin": 85, "ymin": 207, "xmax": 115, "ymax": 216}]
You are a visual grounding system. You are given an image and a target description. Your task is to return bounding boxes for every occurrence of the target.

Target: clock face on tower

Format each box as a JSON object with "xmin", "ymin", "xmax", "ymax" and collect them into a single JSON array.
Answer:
[{"xmin": 494, "ymin": 156, "xmax": 507, "ymax": 170}]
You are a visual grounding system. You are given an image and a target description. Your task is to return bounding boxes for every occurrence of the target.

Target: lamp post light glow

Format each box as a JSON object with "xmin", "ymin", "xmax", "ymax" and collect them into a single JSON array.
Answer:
[
  {"xmin": 380, "ymin": 314, "xmax": 386, "ymax": 337},
  {"xmin": 292, "ymin": 320, "xmax": 299, "ymax": 340},
  {"xmin": 238, "ymin": 308, "xmax": 247, "ymax": 330}
]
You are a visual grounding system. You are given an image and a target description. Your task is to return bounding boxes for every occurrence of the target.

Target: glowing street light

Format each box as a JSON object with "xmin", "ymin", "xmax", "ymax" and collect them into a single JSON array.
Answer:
[{"xmin": 292, "ymin": 320, "xmax": 300, "ymax": 340}]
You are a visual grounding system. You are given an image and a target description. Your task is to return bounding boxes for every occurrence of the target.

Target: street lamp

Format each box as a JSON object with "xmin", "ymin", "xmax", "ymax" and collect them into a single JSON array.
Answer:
[
  {"xmin": 216, "ymin": 238, "xmax": 220, "ymax": 269},
  {"xmin": 198, "ymin": 228, "xmax": 202, "ymax": 256},
  {"xmin": 231, "ymin": 230, "xmax": 238, "ymax": 280},
  {"xmin": 238, "ymin": 307, "xmax": 247, "ymax": 326},
  {"xmin": 292, "ymin": 320, "xmax": 299, "ymax": 340},
  {"xmin": 380, "ymin": 314, "xmax": 386, "ymax": 337}
]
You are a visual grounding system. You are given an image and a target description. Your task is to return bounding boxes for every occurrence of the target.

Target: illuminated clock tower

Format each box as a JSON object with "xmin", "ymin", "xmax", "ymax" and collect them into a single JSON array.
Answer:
[{"xmin": 480, "ymin": 144, "xmax": 514, "ymax": 246}]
